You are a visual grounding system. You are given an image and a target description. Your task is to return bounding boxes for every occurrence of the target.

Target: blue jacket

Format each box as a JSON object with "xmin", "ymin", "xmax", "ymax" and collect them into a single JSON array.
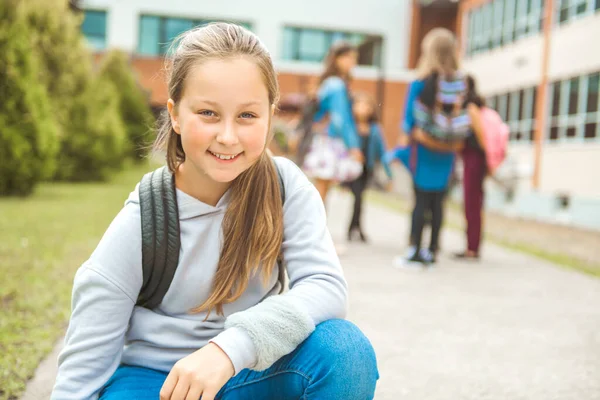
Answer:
[
  {"xmin": 315, "ymin": 77, "xmax": 360, "ymax": 150},
  {"xmin": 363, "ymin": 124, "xmax": 393, "ymax": 179},
  {"xmin": 385, "ymin": 79, "xmax": 455, "ymax": 192}
]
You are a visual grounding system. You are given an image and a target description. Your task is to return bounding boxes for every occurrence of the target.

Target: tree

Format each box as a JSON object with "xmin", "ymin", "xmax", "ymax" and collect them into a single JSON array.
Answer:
[
  {"xmin": 25, "ymin": 0, "xmax": 128, "ymax": 181},
  {"xmin": 53, "ymin": 75, "xmax": 128, "ymax": 181},
  {"xmin": 0, "ymin": 0, "xmax": 59, "ymax": 196},
  {"xmin": 99, "ymin": 50, "xmax": 154, "ymax": 161}
]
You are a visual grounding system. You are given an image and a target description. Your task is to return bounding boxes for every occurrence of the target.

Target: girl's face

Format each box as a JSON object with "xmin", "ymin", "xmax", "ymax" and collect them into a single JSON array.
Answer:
[
  {"xmin": 335, "ymin": 50, "xmax": 358, "ymax": 75},
  {"xmin": 353, "ymin": 98, "xmax": 372, "ymax": 122},
  {"xmin": 168, "ymin": 57, "xmax": 272, "ymax": 184}
]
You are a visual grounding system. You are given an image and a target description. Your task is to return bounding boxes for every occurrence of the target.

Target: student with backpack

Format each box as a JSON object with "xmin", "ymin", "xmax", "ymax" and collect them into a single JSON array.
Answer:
[
  {"xmin": 51, "ymin": 24, "xmax": 378, "ymax": 400},
  {"xmin": 386, "ymin": 28, "xmax": 465, "ymax": 266},
  {"xmin": 301, "ymin": 42, "xmax": 364, "ymax": 203},
  {"xmin": 454, "ymin": 75, "xmax": 509, "ymax": 260},
  {"xmin": 346, "ymin": 92, "xmax": 393, "ymax": 243}
]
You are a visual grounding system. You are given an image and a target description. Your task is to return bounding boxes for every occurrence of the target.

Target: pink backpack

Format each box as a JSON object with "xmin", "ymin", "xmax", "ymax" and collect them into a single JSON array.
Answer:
[{"xmin": 480, "ymin": 107, "xmax": 509, "ymax": 174}]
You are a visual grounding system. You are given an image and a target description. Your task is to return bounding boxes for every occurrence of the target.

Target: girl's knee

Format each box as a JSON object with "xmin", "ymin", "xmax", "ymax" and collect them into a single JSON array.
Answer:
[
  {"xmin": 305, "ymin": 320, "xmax": 379, "ymax": 398},
  {"xmin": 310, "ymin": 319, "xmax": 378, "ymax": 370}
]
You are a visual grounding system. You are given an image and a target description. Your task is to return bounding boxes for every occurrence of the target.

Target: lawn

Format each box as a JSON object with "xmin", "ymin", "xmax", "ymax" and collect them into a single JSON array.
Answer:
[{"xmin": 0, "ymin": 163, "xmax": 155, "ymax": 400}]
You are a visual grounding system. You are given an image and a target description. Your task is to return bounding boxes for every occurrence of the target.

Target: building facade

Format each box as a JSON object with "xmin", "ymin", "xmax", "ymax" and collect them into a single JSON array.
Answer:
[
  {"xmin": 78, "ymin": 0, "xmax": 600, "ymax": 230},
  {"xmin": 78, "ymin": 0, "xmax": 450, "ymax": 147},
  {"xmin": 459, "ymin": 0, "xmax": 600, "ymax": 230}
]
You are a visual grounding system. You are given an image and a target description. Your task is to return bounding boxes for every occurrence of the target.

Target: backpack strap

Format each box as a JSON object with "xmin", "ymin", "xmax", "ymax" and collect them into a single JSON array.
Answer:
[
  {"xmin": 137, "ymin": 160, "xmax": 287, "ymax": 308},
  {"xmin": 137, "ymin": 166, "xmax": 180, "ymax": 309}
]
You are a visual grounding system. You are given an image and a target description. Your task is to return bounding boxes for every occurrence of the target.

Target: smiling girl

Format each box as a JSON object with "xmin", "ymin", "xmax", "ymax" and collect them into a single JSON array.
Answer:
[{"xmin": 51, "ymin": 23, "xmax": 378, "ymax": 400}]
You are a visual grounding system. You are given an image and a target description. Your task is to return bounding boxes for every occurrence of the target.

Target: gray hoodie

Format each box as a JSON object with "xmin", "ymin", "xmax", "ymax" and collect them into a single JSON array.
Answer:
[{"xmin": 51, "ymin": 157, "xmax": 347, "ymax": 399}]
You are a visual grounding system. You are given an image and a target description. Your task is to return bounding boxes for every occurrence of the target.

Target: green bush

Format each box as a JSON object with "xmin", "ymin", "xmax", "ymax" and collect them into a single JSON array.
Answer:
[
  {"xmin": 54, "ymin": 75, "xmax": 128, "ymax": 181},
  {"xmin": 25, "ymin": 0, "xmax": 129, "ymax": 181},
  {"xmin": 0, "ymin": 1, "xmax": 59, "ymax": 196},
  {"xmin": 99, "ymin": 50, "xmax": 154, "ymax": 161},
  {"xmin": 25, "ymin": 0, "xmax": 90, "ymax": 139}
]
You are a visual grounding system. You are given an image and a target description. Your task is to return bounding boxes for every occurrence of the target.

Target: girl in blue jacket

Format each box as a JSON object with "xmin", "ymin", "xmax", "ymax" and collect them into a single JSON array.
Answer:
[{"xmin": 347, "ymin": 92, "xmax": 393, "ymax": 242}]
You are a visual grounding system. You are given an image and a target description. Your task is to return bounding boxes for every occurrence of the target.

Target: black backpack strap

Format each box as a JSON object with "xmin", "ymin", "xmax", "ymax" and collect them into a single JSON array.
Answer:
[
  {"xmin": 137, "ymin": 162, "xmax": 285, "ymax": 308},
  {"xmin": 137, "ymin": 166, "xmax": 181, "ymax": 309}
]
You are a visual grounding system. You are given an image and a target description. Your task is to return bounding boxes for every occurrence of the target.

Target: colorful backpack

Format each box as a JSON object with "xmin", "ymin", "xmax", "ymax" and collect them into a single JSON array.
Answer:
[
  {"xmin": 479, "ymin": 107, "xmax": 509, "ymax": 174},
  {"xmin": 413, "ymin": 73, "xmax": 471, "ymax": 142}
]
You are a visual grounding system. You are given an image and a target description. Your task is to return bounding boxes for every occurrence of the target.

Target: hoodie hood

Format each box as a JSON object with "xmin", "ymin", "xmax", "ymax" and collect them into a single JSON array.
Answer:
[{"xmin": 125, "ymin": 181, "xmax": 231, "ymax": 221}]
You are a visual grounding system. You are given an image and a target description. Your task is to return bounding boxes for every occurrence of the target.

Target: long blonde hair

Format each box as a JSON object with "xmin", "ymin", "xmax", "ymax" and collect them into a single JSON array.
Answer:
[
  {"xmin": 153, "ymin": 23, "xmax": 283, "ymax": 317},
  {"xmin": 416, "ymin": 28, "xmax": 459, "ymax": 79}
]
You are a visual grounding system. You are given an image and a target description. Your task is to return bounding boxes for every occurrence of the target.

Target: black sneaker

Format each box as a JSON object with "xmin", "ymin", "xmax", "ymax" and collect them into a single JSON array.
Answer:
[
  {"xmin": 419, "ymin": 248, "xmax": 436, "ymax": 265},
  {"xmin": 393, "ymin": 246, "xmax": 425, "ymax": 269}
]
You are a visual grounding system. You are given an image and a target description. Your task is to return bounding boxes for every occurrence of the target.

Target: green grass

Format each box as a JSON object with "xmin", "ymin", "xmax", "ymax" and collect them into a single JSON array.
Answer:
[
  {"xmin": 0, "ymin": 163, "xmax": 155, "ymax": 400},
  {"xmin": 366, "ymin": 190, "xmax": 600, "ymax": 278}
]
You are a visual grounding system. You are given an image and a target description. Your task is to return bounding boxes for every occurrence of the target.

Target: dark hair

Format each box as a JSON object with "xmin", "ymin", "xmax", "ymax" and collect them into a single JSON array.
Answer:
[
  {"xmin": 464, "ymin": 74, "xmax": 485, "ymax": 108},
  {"xmin": 319, "ymin": 41, "xmax": 357, "ymax": 84}
]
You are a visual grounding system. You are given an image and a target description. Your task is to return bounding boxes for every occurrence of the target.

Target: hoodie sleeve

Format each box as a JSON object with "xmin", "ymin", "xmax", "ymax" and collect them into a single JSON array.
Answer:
[{"xmin": 51, "ymin": 197, "xmax": 143, "ymax": 400}]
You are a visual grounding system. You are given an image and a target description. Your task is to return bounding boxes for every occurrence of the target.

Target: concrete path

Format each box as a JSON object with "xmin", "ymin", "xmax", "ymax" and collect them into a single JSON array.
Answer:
[
  {"xmin": 327, "ymin": 190, "xmax": 600, "ymax": 400},
  {"xmin": 21, "ymin": 191, "xmax": 600, "ymax": 399}
]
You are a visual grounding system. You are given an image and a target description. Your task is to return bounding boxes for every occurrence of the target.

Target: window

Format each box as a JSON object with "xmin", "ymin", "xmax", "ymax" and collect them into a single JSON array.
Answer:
[
  {"xmin": 137, "ymin": 16, "xmax": 252, "ymax": 56},
  {"xmin": 587, "ymin": 73, "xmax": 599, "ymax": 113},
  {"xmin": 466, "ymin": 0, "xmax": 545, "ymax": 57},
  {"xmin": 584, "ymin": 72, "xmax": 600, "ymax": 139},
  {"xmin": 81, "ymin": 10, "xmax": 107, "ymax": 50},
  {"xmin": 490, "ymin": 86, "xmax": 538, "ymax": 142},
  {"xmin": 502, "ymin": 0, "xmax": 516, "ymax": 45},
  {"xmin": 492, "ymin": 0, "xmax": 504, "ymax": 48},
  {"xmin": 556, "ymin": 0, "xmax": 598, "ymax": 25},
  {"xmin": 546, "ymin": 71, "xmax": 600, "ymax": 141},
  {"xmin": 515, "ymin": 0, "xmax": 529, "ymax": 39},
  {"xmin": 281, "ymin": 27, "xmax": 382, "ymax": 66}
]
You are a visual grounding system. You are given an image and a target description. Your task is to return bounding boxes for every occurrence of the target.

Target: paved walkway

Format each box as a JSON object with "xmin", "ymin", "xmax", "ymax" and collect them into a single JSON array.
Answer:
[{"xmin": 21, "ymin": 191, "xmax": 600, "ymax": 399}]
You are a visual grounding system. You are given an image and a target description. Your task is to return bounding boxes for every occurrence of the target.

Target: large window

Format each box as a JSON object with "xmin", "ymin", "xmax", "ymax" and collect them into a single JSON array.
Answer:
[
  {"xmin": 548, "ymin": 71, "xmax": 600, "ymax": 141},
  {"xmin": 81, "ymin": 10, "xmax": 107, "ymax": 50},
  {"xmin": 488, "ymin": 86, "xmax": 538, "ymax": 143},
  {"xmin": 467, "ymin": 0, "xmax": 600, "ymax": 56},
  {"xmin": 281, "ymin": 27, "xmax": 383, "ymax": 67},
  {"xmin": 466, "ymin": 0, "xmax": 544, "ymax": 57},
  {"xmin": 488, "ymin": 72, "xmax": 600, "ymax": 142},
  {"xmin": 556, "ymin": 0, "xmax": 599, "ymax": 25},
  {"xmin": 138, "ymin": 16, "xmax": 252, "ymax": 56}
]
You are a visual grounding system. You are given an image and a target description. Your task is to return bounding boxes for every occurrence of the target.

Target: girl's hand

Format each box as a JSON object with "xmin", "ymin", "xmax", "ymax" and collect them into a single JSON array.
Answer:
[{"xmin": 160, "ymin": 343, "xmax": 234, "ymax": 400}]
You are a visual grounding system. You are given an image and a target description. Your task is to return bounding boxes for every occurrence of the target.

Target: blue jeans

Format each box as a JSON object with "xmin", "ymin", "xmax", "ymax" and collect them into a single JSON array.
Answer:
[{"xmin": 100, "ymin": 319, "xmax": 378, "ymax": 399}]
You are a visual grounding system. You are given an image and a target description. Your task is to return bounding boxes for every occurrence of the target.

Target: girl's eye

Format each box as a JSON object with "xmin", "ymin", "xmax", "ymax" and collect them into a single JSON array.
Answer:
[
  {"xmin": 240, "ymin": 112, "xmax": 256, "ymax": 119},
  {"xmin": 198, "ymin": 110, "xmax": 216, "ymax": 117}
]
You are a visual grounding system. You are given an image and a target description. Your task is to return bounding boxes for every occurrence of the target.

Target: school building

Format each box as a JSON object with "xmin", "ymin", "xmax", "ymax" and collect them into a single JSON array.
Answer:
[
  {"xmin": 78, "ymin": 0, "xmax": 600, "ymax": 230},
  {"xmin": 77, "ymin": 0, "xmax": 460, "ymax": 147},
  {"xmin": 459, "ymin": 0, "xmax": 600, "ymax": 230}
]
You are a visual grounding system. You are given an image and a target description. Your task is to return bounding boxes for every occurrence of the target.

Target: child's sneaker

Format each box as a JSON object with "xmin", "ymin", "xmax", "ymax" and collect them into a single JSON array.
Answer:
[
  {"xmin": 419, "ymin": 248, "xmax": 436, "ymax": 265},
  {"xmin": 393, "ymin": 246, "xmax": 424, "ymax": 269}
]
